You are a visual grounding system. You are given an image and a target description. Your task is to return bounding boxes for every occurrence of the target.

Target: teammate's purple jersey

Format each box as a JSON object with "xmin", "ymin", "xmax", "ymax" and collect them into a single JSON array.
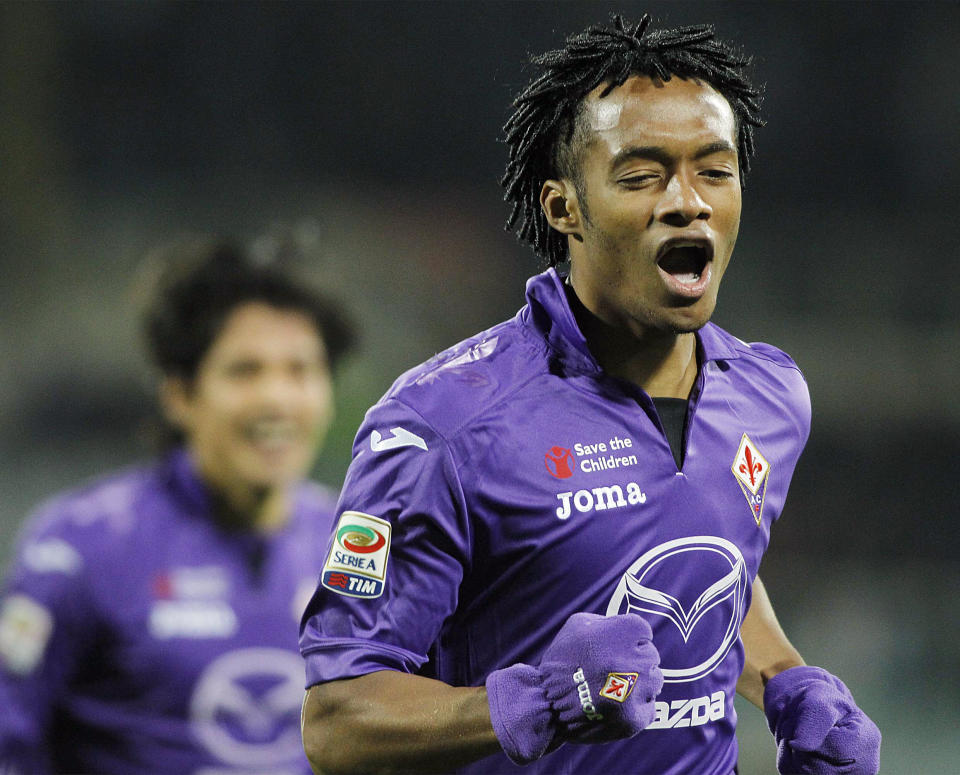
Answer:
[
  {"xmin": 300, "ymin": 269, "xmax": 811, "ymax": 775},
  {"xmin": 0, "ymin": 450, "xmax": 336, "ymax": 775}
]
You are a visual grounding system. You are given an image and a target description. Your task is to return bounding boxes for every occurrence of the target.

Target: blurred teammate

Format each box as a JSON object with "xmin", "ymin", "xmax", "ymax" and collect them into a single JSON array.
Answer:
[
  {"xmin": 0, "ymin": 238, "xmax": 354, "ymax": 774},
  {"xmin": 299, "ymin": 14, "xmax": 880, "ymax": 775}
]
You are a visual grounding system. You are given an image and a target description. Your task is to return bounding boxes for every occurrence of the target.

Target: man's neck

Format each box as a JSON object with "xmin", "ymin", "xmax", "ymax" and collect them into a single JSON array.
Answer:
[
  {"xmin": 564, "ymin": 281, "xmax": 699, "ymax": 399},
  {"xmin": 209, "ymin": 481, "xmax": 292, "ymax": 535}
]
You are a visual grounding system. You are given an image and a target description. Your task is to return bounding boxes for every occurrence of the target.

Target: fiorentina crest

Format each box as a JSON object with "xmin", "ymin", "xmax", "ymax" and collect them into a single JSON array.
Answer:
[
  {"xmin": 600, "ymin": 672, "xmax": 639, "ymax": 703},
  {"xmin": 731, "ymin": 434, "xmax": 770, "ymax": 526}
]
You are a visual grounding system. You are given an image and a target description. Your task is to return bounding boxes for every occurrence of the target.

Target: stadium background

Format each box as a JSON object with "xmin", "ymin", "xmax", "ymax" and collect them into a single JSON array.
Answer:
[{"xmin": 1, "ymin": 2, "xmax": 956, "ymax": 771}]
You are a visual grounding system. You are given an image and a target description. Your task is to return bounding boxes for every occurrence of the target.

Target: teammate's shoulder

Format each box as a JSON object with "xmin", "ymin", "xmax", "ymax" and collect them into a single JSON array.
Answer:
[
  {"xmin": 7, "ymin": 462, "xmax": 162, "ymax": 582},
  {"xmin": 23, "ymin": 461, "xmax": 163, "ymax": 545},
  {"xmin": 375, "ymin": 316, "xmax": 536, "ymax": 436}
]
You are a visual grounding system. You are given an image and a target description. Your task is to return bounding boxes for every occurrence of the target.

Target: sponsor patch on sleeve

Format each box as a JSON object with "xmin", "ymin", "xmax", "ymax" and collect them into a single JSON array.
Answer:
[
  {"xmin": 0, "ymin": 594, "xmax": 54, "ymax": 675},
  {"xmin": 321, "ymin": 512, "xmax": 392, "ymax": 599}
]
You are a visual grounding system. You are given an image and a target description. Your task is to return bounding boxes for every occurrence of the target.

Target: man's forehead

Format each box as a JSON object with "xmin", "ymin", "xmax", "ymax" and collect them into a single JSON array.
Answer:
[{"xmin": 582, "ymin": 74, "xmax": 736, "ymax": 144}]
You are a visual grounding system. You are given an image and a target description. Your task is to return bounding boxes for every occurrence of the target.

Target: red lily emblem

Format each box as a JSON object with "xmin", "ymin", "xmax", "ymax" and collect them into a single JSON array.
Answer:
[{"xmin": 739, "ymin": 446, "xmax": 763, "ymax": 487}]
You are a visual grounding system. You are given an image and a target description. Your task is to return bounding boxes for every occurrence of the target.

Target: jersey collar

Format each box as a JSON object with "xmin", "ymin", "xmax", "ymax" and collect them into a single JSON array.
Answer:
[
  {"xmin": 522, "ymin": 267, "xmax": 741, "ymax": 375},
  {"xmin": 167, "ymin": 448, "xmax": 211, "ymax": 516}
]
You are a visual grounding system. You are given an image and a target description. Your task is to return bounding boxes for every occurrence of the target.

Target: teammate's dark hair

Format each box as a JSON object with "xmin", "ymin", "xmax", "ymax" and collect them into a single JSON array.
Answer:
[
  {"xmin": 502, "ymin": 13, "xmax": 764, "ymax": 267},
  {"xmin": 142, "ymin": 238, "xmax": 355, "ymax": 381}
]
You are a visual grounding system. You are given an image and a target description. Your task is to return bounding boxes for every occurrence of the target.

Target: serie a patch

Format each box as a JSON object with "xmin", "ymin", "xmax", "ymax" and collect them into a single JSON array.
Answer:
[
  {"xmin": 321, "ymin": 511, "xmax": 392, "ymax": 599},
  {"xmin": 731, "ymin": 433, "xmax": 771, "ymax": 526},
  {"xmin": 0, "ymin": 594, "xmax": 53, "ymax": 675}
]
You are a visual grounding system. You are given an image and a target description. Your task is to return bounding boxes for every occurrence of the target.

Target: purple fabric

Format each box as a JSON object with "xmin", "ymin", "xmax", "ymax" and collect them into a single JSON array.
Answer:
[
  {"xmin": 764, "ymin": 666, "xmax": 881, "ymax": 775},
  {"xmin": 487, "ymin": 613, "xmax": 663, "ymax": 764},
  {"xmin": 486, "ymin": 663, "xmax": 554, "ymax": 764},
  {"xmin": 301, "ymin": 269, "xmax": 813, "ymax": 775},
  {"xmin": 0, "ymin": 450, "xmax": 337, "ymax": 775}
]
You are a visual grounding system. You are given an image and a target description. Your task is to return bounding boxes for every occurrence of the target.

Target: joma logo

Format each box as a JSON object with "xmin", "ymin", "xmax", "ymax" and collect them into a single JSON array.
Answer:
[
  {"xmin": 572, "ymin": 668, "xmax": 603, "ymax": 721},
  {"xmin": 555, "ymin": 483, "xmax": 647, "ymax": 520}
]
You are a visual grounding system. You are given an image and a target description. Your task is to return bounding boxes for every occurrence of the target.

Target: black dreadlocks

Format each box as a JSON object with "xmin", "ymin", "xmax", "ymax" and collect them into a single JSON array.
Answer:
[{"xmin": 501, "ymin": 14, "xmax": 764, "ymax": 267}]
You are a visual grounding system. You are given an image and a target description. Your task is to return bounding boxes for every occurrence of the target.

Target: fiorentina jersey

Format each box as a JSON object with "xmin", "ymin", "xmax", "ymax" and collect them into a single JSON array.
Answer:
[
  {"xmin": 300, "ymin": 268, "xmax": 811, "ymax": 775},
  {"xmin": 0, "ymin": 450, "xmax": 336, "ymax": 775}
]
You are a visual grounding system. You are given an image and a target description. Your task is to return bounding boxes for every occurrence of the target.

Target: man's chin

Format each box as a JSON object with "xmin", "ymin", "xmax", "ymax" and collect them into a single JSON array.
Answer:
[
  {"xmin": 236, "ymin": 462, "xmax": 305, "ymax": 496},
  {"xmin": 660, "ymin": 312, "xmax": 711, "ymax": 336},
  {"xmin": 663, "ymin": 298, "xmax": 716, "ymax": 334}
]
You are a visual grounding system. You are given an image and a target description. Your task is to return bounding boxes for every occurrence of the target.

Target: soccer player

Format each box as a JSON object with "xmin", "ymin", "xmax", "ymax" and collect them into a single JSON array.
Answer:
[
  {"xmin": 299, "ymin": 14, "xmax": 881, "ymax": 775},
  {"xmin": 0, "ymin": 239, "xmax": 354, "ymax": 774}
]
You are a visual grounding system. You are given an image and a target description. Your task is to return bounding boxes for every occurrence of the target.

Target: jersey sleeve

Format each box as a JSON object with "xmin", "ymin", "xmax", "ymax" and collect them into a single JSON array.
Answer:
[
  {"xmin": 300, "ymin": 397, "xmax": 470, "ymax": 686},
  {"xmin": 0, "ymin": 502, "xmax": 101, "ymax": 773}
]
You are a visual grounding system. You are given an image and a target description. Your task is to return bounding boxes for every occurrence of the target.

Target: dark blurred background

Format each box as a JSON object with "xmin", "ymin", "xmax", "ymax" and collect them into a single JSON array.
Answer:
[{"xmin": 1, "ymin": 2, "xmax": 957, "ymax": 771}]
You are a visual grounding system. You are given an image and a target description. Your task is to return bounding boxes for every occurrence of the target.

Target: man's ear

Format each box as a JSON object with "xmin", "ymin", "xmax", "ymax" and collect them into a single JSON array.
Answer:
[
  {"xmin": 159, "ymin": 375, "xmax": 192, "ymax": 432},
  {"xmin": 540, "ymin": 179, "xmax": 584, "ymax": 241}
]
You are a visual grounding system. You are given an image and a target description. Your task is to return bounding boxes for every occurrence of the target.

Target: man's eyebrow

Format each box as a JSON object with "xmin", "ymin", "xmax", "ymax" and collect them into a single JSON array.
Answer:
[
  {"xmin": 609, "ymin": 146, "xmax": 672, "ymax": 168},
  {"xmin": 694, "ymin": 140, "xmax": 738, "ymax": 159},
  {"xmin": 609, "ymin": 141, "xmax": 738, "ymax": 169}
]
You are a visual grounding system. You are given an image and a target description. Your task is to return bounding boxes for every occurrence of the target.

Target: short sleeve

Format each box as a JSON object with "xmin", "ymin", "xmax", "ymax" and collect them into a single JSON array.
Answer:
[
  {"xmin": 0, "ymin": 503, "xmax": 100, "ymax": 772},
  {"xmin": 299, "ymin": 398, "xmax": 470, "ymax": 686}
]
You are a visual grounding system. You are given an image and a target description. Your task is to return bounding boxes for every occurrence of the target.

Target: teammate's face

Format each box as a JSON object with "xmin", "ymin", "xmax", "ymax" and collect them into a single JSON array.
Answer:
[
  {"xmin": 556, "ymin": 75, "xmax": 741, "ymax": 337},
  {"xmin": 164, "ymin": 301, "xmax": 333, "ymax": 503}
]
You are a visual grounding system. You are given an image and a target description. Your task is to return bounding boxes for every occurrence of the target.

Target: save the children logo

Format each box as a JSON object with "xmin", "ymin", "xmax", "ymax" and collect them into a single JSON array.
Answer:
[
  {"xmin": 545, "ymin": 436, "xmax": 640, "ymax": 478},
  {"xmin": 545, "ymin": 446, "xmax": 575, "ymax": 479},
  {"xmin": 321, "ymin": 512, "xmax": 392, "ymax": 599},
  {"xmin": 606, "ymin": 536, "xmax": 747, "ymax": 684},
  {"xmin": 731, "ymin": 433, "xmax": 771, "ymax": 526}
]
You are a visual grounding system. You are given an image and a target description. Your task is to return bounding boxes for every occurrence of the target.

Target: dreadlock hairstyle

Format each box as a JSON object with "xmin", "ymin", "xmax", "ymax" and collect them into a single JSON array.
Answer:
[{"xmin": 502, "ymin": 13, "xmax": 765, "ymax": 267}]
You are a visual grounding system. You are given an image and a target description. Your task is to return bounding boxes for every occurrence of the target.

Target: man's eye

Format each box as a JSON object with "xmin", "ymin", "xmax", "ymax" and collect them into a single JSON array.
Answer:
[
  {"xmin": 226, "ymin": 362, "xmax": 259, "ymax": 378},
  {"xmin": 701, "ymin": 169, "xmax": 734, "ymax": 180},
  {"xmin": 620, "ymin": 174, "xmax": 659, "ymax": 186},
  {"xmin": 288, "ymin": 361, "xmax": 317, "ymax": 380}
]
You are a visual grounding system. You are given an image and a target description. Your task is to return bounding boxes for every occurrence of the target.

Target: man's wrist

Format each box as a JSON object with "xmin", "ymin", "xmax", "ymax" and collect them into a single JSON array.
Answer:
[{"xmin": 759, "ymin": 658, "xmax": 806, "ymax": 687}]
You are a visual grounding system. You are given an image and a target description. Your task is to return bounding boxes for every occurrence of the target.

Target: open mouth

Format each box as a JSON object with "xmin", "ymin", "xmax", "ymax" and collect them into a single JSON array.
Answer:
[
  {"xmin": 244, "ymin": 418, "xmax": 302, "ymax": 456},
  {"xmin": 656, "ymin": 239, "xmax": 714, "ymax": 297},
  {"xmin": 656, "ymin": 241, "xmax": 712, "ymax": 284}
]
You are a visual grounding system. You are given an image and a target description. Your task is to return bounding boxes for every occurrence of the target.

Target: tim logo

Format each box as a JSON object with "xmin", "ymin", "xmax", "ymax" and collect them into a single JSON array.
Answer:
[
  {"xmin": 545, "ymin": 446, "xmax": 575, "ymax": 479},
  {"xmin": 606, "ymin": 536, "xmax": 747, "ymax": 684}
]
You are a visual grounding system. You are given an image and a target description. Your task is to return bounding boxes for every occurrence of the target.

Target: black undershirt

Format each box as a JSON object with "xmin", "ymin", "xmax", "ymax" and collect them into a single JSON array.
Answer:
[
  {"xmin": 652, "ymin": 396, "xmax": 689, "ymax": 470},
  {"xmin": 562, "ymin": 279, "xmax": 689, "ymax": 469}
]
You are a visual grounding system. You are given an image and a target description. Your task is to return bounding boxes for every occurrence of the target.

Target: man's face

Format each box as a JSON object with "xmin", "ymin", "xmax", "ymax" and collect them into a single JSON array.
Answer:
[
  {"xmin": 563, "ymin": 75, "xmax": 742, "ymax": 337},
  {"xmin": 165, "ymin": 301, "xmax": 333, "ymax": 503}
]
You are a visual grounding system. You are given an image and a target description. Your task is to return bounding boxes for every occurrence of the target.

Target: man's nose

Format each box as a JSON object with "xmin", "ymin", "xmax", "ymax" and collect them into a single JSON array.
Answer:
[
  {"xmin": 257, "ymin": 371, "xmax": 301, "ymax": 406},
  {"xmin": 653, "ymin": 174, "xmax": 712, "ymax": 226}
]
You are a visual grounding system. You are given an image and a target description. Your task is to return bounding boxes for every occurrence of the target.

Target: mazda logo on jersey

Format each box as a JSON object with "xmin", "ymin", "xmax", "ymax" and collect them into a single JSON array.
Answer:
[
  {"xmin": 189, "ymin": 647, "xmax": 305, "ymax": 768},
  {"xmin": 545, "ymin": 446, "xmax": 575, "ymax": 479},
  {"xmin": 606, "ymin": 536, "xmax": 747, "ymax": 684}
]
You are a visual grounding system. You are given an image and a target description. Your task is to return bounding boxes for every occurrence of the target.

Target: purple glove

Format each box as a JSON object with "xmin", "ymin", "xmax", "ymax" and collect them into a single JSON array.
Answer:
[
  {"xmin": 486, "ymin": 612, "xmax": 663, "ymax": 764},
  {"xmin": 764, "ymin": 666, "xmax": 881, "ymax": 775}
]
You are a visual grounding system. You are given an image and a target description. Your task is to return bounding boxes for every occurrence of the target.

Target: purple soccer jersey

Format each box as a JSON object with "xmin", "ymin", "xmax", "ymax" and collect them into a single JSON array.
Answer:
[
  {"xmin": 0, "ymin": 450, "xmax": 335, "ymax": 775},
  {"xmin": 300, "ymin": 269, "xmax": 811, "ymax": 774}
]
